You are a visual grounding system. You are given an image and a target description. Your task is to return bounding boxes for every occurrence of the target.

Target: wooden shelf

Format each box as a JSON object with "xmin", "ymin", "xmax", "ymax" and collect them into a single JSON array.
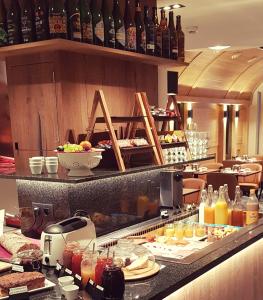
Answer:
[
  {"xmin": 96, "ymin": 116, "xmax": 144, "ymax": 123},
  {"xmin": 161, "ymin": 142, "xmax": 187, "ymax": 149},
  {"xmin": 120, "ymin": 145, "xmax": 154, "ymax": 155},
  {"xmin": 153, "ymin": 115, "xmax": 179, "ymax": 122},
  {"xmin": 0, "ymin": 39, "xmax": 189, "ymax": 67}
]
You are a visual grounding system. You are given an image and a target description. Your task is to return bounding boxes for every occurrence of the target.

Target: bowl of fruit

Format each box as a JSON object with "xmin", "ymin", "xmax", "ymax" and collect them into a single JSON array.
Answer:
[{"xmin": 56, "ymin": 141, "xmax": 104, "ymax": 177}]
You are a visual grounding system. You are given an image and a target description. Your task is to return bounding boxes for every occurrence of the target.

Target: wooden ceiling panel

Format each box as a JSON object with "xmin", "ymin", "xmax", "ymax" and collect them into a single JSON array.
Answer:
[
  {"xmin": 178, "ymin": 50, "xmax": 221, "ymax": 95},
  {"xmin": 178, "ymin": 48, "xmax": 263, "ymax": 104}
]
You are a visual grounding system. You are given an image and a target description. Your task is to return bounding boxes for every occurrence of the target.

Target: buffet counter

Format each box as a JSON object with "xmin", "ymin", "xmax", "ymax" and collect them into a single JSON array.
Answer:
[
  {"xmin": 23, "ymin": 216, "xmax": 263, "ymax": 300},
  {"xmin": 0, "ymin": 156, "xmax": 215, "ymax": 236},
  {"xmin": 0, "ymin": 156, "xmax": 215, "ymax": 184}
]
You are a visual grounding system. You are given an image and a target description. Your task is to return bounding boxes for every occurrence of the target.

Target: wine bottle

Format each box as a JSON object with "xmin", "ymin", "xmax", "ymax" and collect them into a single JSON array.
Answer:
[
  {"xmin": 7, "ymin": 0, "xmax": 22, "ymax": 45},
  {"xmin": 152, "ymin": 6, "xmax": 161, "ymax": 57},
  {"xmin": 144, "ymin": 5, "xmax": 154, "ymax": 55},
  {"xmin": 124, "ymin": 0, "xmax": 136, "ymax": 51},
  {"xmin": 0, "ymin": 0, "xmax": 8, "ymax": 46},
  {"xmin": 80, "ymin": 0, "xmax": 93, "ymax": 43},
  {"xmin": 102, "ymin": 0, "xmax": 115, "ymax": 48},
  {"xmin": 113, "ymin": 0, "xmax": 124, "ymax": 50},
  {"xmin": 168, "ymin": 11, "xmax": 177, "ymax": 60},
  {"xmin": 49, "ymin": 0, "xmax": 67, "ymax": 39},
  {"xmin": 160, "ymin": 10, "xmax": 170, "ymax": 58},
  {"xmin": 20, "ymin": 0, "xmax": 35, "ymax": 43},
  {"xmin": 67, "ymin": 0, "xmax": 81, "ymax": 41},
  {"xmin": 134, "ymin": 0, "xmax": 145, "ymax": 54},
  {"xmin": 176, "ymin": 15, "xmax": 185, "ymax": 61},
  {"xmin": 34, "ymin": 0, "xmax": 49, "ymax": 41},
  {"xmin": 92, "ymin": 0, "xmax": 104, "ymax": 46}
]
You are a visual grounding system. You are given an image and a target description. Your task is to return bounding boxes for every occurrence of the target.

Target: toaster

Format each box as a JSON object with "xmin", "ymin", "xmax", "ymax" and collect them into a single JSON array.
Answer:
[{"xmin": 40, "ymin": 216, "xmax": 96, "ymax": 267}]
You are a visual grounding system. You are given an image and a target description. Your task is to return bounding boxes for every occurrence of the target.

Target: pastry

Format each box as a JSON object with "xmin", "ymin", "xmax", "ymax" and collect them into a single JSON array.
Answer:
[
  {"xmin": 0, "ymin": 272, "xmax": 45, "ymax": 296},
  {"xmin": 0, "ymin": 232, "xmax": 40, "ymax": 255}
]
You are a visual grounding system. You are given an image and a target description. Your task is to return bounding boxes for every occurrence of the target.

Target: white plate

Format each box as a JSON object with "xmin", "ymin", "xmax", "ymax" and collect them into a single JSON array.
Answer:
[{"xmin": 0, "ymin": 279, "xmax": 56, "ymax": 299}]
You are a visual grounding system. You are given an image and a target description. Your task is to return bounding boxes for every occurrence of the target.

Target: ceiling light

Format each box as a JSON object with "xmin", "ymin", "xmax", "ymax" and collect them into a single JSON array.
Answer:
[
  {"xmin": 160, "ymin": 4, "xmax": 185, "ymax": 11},
  {"xmin": 209, "ymin": 45, "xmax": 231, "ymax": 51},
  {"xmin": 173, "ymin": 4, "xmax": 182, "ymax": 9}
]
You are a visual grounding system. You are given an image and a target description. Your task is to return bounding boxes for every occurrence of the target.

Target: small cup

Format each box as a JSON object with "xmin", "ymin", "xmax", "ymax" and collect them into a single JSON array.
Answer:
[
  {"xmin": 45, "ymin": 157, "xmax": 58, "ymax": 162},
  {"xmin": 58, "ymin": 276, "xmax": 75, "ymax": 296},
  {"xmin": 63, "ymin": 285, "xmax": 79, "ymax": 300},
  {"xmin": 58, "ymin": 276, "xmax": 74, "ymax": 287},
  {"xmin": 45, "ymin": 163, "xmax": 58, "ymax": 174},
  {"xmin": 29, "ymin": 164, "xmax": 43, "ymax": 175}
]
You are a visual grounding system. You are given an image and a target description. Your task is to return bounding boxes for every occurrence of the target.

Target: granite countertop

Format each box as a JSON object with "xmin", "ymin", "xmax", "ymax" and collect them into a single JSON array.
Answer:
[
  {"xmin": 28, "ymin": 219, "xmax": 263, "ymax": 300},
  {"xmin": 0, "ymin": 155, "xmax": 215, "ymax": 184}
]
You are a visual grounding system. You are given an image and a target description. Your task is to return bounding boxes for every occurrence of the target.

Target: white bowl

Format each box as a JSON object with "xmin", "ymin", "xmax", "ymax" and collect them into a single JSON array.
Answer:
[{"xmin": 57, "ymin": 150, "xmax": 104, "ymax": 177}]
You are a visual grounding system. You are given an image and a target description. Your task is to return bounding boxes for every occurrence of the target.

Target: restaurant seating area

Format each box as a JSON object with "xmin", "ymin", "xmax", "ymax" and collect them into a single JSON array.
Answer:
[{"xmin": 182, "ymin": 159, "xmax": 263, "ymax": 204}]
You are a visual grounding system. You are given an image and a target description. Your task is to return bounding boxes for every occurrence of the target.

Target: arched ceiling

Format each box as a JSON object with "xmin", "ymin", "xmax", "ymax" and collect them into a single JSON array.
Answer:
[
  {"xmin": 158, "ymin": 0, "xmax": 263, "ymax": 104},
  {"xmin": 176, "ymin": 48, "xmax": 263, "ymax": 104}
]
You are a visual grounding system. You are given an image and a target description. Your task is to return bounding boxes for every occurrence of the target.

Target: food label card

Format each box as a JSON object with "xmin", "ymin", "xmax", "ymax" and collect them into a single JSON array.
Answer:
[{"xmin": 9, "ymin": 286, "xmax": 29, "ymax": 300}]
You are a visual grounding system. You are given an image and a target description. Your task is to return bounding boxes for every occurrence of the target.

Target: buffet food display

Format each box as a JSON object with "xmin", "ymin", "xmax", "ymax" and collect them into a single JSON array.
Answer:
[{"xmin": 0, "ymin": 210, "xmax": 252, "ymax": 299}]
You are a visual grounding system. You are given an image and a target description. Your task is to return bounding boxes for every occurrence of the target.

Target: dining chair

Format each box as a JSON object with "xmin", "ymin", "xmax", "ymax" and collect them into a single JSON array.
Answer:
[
  {"xmin": 206, "ymin": 173, "xmax": 238, "ymax": 200},
  {"xmin": 199, "ymin": 162, "xmax": 223, "ymax": 170},
  {"xmin": 198, "ymin": 162, "xmax": 223, "ymax": 181},
  {"xmin": 222, "ymin": 160, "xmax": 241, "ymax": 169},
  {"xmin": 238, "ymin": 163, "xmax": 262, "ymax": 196},
  {"xmin": 183, "ymin": 178, "xmax": 206, "ymax": 204}
]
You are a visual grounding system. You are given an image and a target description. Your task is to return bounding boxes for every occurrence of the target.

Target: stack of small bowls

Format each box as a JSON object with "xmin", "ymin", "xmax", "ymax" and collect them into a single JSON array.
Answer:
[
  {"xmin": 58, "ymin": 276, "xmax": 79, "ymax": 300},
  {"xmin": 45, "ymin": 156, "xmax": 59, "ymax": 174},
  {"xmin": 29, "ymin": 157, "xmax": 44, "ymax": 175}
]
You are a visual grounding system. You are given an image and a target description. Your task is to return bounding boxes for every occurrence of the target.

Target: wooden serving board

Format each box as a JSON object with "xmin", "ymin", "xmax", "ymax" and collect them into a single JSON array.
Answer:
[{"xmin": 122, "ymin": 262, "xmax": 160, "ymax": 281}]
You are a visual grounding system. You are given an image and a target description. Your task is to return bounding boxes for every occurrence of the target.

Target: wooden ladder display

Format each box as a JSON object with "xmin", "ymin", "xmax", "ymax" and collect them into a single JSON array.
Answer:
[
  {"xmin": 86, "ymin": 90, "xmax": 164, "ymax": 172},
  {"xmin": 159, "ymin": 94, "xmax": 192, "ymax": 160}
]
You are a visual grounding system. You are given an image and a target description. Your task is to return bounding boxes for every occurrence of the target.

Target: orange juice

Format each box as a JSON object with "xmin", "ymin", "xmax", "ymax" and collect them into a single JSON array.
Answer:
[
  {"xmin": 214, "ymin": 186, "xmax": 228, "ymax": 225},
  {"xmin": 81, "ymin": 269, "xmax": 95, "ymax": 286},
  {"xmin": 195, "ymin": 224, "xmax": 206, "ymax": 237},
  {"xmin": 228, "ymin": 208, "xmax": 232, "ymax": 225},
  {"xmin": 204, "ymin": 206, "xmax": 214, "ymax": 224},
  {"xmin": 174, "ymin": 223, "xmax": 184, "ymax": 240},
  {"xmin": 164, "ymin": 224, "xmax": 175, "ymax": 237},
  {"xmin": 184, "ymin": 223, "xmax": 194, "ymax": 238}
]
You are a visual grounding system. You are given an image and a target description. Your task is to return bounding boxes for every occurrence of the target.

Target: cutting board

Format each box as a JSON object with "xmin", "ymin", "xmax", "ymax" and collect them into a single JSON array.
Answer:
[{"xmin": 122, "ymin": 262, "xmax": 160, "ymax": 281}]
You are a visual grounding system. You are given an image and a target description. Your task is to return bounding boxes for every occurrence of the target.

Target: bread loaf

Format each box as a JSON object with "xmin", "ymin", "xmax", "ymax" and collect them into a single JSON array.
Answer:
[
  {"xmin": 0, "ymin": 232, "xmax": 40, "ymax": 254},
  {"xmin": 0, "ymin": 272, "xmax": 45, "ymax": 296}
]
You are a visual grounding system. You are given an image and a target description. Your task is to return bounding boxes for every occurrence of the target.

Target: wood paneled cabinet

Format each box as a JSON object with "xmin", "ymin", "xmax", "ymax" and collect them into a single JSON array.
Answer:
[{"xmin": 5, "ymin": 49, "xmax": 158, "ymax": 170}]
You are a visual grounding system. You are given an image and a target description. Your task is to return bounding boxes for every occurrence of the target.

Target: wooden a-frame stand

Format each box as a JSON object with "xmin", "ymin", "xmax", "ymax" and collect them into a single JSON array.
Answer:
[{"xmin": 86, "ymin": 90, "xmax": 164, "ymax": 172}]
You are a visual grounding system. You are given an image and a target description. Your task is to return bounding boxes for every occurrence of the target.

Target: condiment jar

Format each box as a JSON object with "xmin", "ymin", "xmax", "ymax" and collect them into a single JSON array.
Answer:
[
  {"xmin": 101, "ymin": 264, "xmax": 125, "ymax": 300},
  {"xmin": 63, "ymin": 241, "xmax": 80, "ymax": 269}
]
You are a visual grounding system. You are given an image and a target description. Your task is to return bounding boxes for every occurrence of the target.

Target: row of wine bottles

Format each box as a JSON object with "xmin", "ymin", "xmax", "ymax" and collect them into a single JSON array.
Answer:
[{"xmin": 0, "ymin": 0, "xmax": 185, "ymax": 61}]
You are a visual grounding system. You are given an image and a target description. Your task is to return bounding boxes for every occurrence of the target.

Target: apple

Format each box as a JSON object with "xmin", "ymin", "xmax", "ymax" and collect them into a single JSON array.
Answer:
[{"xmin": 80, "ymin": 141, "xmax": 92, "ymax": 151}]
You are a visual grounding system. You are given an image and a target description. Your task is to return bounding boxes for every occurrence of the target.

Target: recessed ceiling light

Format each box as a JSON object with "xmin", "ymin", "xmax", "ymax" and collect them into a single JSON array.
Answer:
[
  {"xmin": 160, "ymin": 4, "xmax": 185, "ymax": 11},
  {"xmin": 208, "ymin": 45, "xmax": 231, "ymax": 51}
]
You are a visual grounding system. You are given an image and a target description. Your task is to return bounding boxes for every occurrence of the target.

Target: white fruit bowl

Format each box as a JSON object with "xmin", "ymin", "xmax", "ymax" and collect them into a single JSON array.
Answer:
[{"xmin": 57, "ymin": 150, "xmax": 104, "ymax": 177}]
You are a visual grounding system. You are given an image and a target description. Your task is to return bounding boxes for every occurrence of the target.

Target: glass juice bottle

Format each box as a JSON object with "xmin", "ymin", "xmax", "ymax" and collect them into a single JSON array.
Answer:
[
  {"xmin": 224, "ymin": 184, "xmax": 233, "ymax": 225},
  {"xmin": 199, "ymin": 189, "xmax": 207, "ymax": 224},
  {"xmin": 204, "ymin": 187, "xmax": 215, "ymax": 224},
  {"xmin": 232, "ymin": 186, "xmax": 244, "ymax": 227},
  {"xmin": 246, "ymin": 189, "xmax": 259, "ymax": 225},
  {"xmin": 214, "ymin": 186, "xmax": 228, "ymax": 225}
]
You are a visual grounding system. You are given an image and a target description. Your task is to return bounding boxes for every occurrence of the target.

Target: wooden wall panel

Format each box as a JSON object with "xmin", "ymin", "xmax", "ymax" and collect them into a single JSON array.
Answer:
[
  {"xmin": 164, "ymin": 239, "xmax": 263, "ymax": 300},
  {"xmin": 6, "ymin": 50, "xmax": 158, "ymax": 167}
]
